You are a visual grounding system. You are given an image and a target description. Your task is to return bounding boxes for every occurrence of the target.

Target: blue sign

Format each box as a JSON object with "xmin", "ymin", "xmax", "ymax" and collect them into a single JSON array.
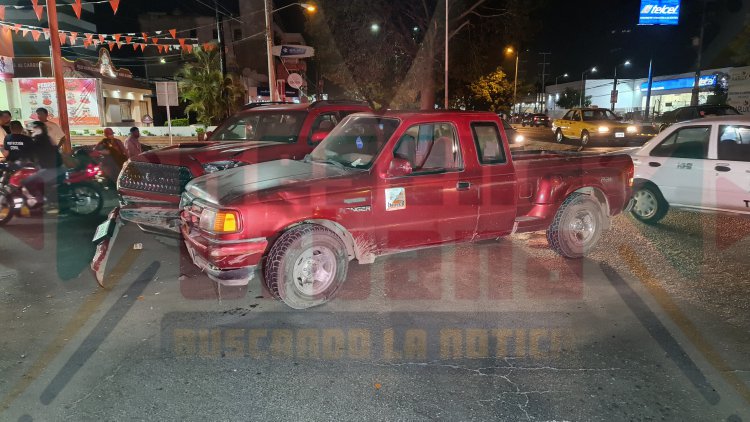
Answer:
[
  {"xmin": 280, "ymin": 46, "xmax": 308, "ymax": 57},
  {"xmin": 639, "ymin": 75, "xmax": 717, "ymax": 92},
  {"xmin": 638, "ymin": 0, "xmax": 681, "ymax": 25}
]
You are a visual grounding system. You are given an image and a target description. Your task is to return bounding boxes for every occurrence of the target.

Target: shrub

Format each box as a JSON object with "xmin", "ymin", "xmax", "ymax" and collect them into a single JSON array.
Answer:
[
  {"xmin": 170, "ymin": 118, "xmax": 189, "ymax": 126},
  {"xmin": 95, "ymin": 129, "xmax": 104, "ymax": 135},
  {"xmin": 195, "ymin": 127, "xmax": 206, "ymax": 134}
]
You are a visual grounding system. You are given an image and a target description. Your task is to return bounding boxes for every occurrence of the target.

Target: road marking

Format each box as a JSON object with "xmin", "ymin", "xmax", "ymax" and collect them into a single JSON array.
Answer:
[
  {"xmin": 0, "ymin": 249, "xmax": 141, "ymax": 412},
  {"xmin": 617, "ymin": 245, "xmax": 750, "ymax": 405}
]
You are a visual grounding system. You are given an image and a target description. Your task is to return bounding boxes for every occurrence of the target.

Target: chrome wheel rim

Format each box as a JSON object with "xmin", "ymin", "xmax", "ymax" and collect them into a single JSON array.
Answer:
[
  {"xmin": 556, "ymin": 131, "xmax": 563, "ymax": 142},
  {"xmin": 632, "ymin": 189, "xmax": 658, "ymax": 219},
  {"xmin": 581, "ymin": 133, "xmax": 589, "ymax": 145},
  {"xmin": 567, "ymin": 210, "xmax": 596, "ymax": 247},
  {"xmin": 292, "ymin": 246, "xmax": 337, "ymax": 296},
  {"xmin": 71, "ymin": 186, "xmax": 100, "ymax": 215}
]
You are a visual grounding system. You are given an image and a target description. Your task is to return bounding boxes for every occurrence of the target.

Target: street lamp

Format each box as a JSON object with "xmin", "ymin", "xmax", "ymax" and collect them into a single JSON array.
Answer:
[
  {"xmin": 580, "ymin": 66, "xmax": 597, "ymax": 108},
  {"xmin": 265, "ymin": 2, "xmax": 316, "ymax": 101},
  {"xmin": 506, "ymin": 47, "xmax": 519, "ymax": 114},
  {"xmin": 611, "ymin": 60, "xmax": 631, "ymax": 111},
  {"xmin": 553, "ymin": 73, "xmax": 568, "ymax": 110}
]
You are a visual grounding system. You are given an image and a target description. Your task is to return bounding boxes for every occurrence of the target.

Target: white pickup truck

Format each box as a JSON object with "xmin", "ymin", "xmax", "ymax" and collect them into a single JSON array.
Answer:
[{"xmin": 630, "ymin": 115, "xmax": 750, "ymax": 224}]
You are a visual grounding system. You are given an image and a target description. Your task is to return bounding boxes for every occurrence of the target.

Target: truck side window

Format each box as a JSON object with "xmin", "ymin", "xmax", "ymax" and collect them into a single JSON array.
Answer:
[
  {"xmin": 393, "ymin": 123, "xmax": 462, "ymax": 174},
  {"xmin": 471, "ymin": 122, "xmax": 506, "ymax": 165},
  {"xmin": 307, "ymin": 113, "xmax": 338, "ymax": 145},
  {"xmin": 718, "ymin": 125, "xmax": 750, "ymax": 162},
  {"xmin": 651, "ymin": 126, "xmax": 710, "ymax": 159}
]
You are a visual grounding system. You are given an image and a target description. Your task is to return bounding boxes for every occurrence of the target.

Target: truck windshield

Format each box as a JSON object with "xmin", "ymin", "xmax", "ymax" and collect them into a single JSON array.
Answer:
[
  {"xmin": 210, "ymin": 111, "xmax": 306, "ymax": 143},
  {"xmin": 310, "ymin": 116, "xmax": 400, "ymax": 169}
]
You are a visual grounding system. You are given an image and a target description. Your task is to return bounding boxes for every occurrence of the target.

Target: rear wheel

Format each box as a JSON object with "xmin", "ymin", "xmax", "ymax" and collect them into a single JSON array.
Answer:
[
  {"xmin": 68, "ymin": 184, "xmax": 103, "ymax": 216},
  {"xmin": 0, "ymin": 192, "xmax": 15, "ymax": 226},
  {"xmin": 580, "ymin": 130, "xmax": 590, "ymax": 146},
  {"xmin": 630, "ymin": 184, "xmax": 669, "ymax": 224},
  {"xmin": 547, "ymin": 193, "xmax": 604, "ymax": 258},
  {"xmin": 263, "ymin": 224, "xmax": 349, "ymax": 309},
  {"xmin": 555, "ymin": 129, "xmax": 566, "ymax": 143}
]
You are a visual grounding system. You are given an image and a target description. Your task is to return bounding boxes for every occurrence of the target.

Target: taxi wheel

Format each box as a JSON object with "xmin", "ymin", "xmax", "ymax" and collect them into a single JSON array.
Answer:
[
  {"xmin": 630, "ymin": 184, "xmax": 669, "ymax": 225},
  {"xmin": 555, "ymin": 129, "xmax": 566, "ymax": 143},
  {"xmin": 580, "ymin": 130, "xmax": 590, "ymax": 146}
]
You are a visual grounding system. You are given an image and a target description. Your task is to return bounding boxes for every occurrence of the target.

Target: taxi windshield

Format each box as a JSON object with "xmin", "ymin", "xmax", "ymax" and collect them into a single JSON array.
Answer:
[
  {"xmin": 582, "ymin": 109, "xmax": 619, "ymax": 121},
  {"xmin": 310, "ymin": 116, "xmax": 400, "ymax": 169}
]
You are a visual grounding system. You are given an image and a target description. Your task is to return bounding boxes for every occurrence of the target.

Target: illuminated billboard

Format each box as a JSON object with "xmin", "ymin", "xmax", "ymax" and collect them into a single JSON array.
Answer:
[{"xmin": 638, "ymin": 0, "xmax": 681, "ymax": 25}]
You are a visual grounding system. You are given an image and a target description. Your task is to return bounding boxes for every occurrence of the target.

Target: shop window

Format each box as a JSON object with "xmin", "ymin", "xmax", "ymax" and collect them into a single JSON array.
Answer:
[
  {"xmin": 120, "ymin": 100, "xmax": 133, "ymax": 121},
  {"xmin": 139, "ymin": 101, "xmax": 149, "ymax": 119}
]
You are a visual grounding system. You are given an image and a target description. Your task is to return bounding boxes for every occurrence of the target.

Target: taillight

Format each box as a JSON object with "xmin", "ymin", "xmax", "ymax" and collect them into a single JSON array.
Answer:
[{"xmin": 86, "ymin": 164, "xmax": 102, "ymax": 177}]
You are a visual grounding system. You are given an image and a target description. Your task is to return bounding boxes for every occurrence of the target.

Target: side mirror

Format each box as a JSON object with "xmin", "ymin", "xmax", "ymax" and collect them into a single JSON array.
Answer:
[
  {"xmin": 310, "ymin": 130, "xmax": 329, "ymax": 145},
  {"xmin": 387, "ymin": 157, "xmax": 413, "ymax": 177}
]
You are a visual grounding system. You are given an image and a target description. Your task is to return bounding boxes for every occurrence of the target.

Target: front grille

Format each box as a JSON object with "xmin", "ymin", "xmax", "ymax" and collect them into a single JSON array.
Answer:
[{"xmin": 118, "ymin": 161, "xmax": 193, "ymax": 196}]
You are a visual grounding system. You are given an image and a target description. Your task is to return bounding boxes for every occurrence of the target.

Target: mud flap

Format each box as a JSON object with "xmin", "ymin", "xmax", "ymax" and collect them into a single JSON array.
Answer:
[{"xmin": 91, "ymin": 208, "xmax": 122, "ymax": 287}]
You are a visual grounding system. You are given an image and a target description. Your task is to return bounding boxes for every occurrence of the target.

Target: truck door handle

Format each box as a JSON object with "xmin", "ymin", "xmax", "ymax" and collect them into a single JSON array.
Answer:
[
  {"xmin": 456, "ymin": 181, "xmax": 471, "ymax": 191},
  {"xmin": 648, "ymin": 162, "xmax": 661, "ymax": 167},
  {"xmin": 715, "ymin": 165, "xmax": 731, "ymax": 172}
]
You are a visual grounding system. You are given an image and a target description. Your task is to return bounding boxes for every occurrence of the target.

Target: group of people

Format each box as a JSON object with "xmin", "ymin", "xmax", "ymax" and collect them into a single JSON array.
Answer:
[{"xmin": 0, "ymin": 106, "xmax": 145, "ymax": 210}]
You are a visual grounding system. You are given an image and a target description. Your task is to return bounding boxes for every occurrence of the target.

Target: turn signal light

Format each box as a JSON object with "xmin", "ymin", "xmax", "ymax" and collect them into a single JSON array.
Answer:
[{"xmin": 213, "ymin": 211, "xmax": 238, "ymax": 233}]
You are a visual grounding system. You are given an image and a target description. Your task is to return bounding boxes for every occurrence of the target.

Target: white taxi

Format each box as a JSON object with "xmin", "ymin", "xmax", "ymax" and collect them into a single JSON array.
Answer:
[{"xmin": 630, "ymin": 115, "xmax": 750, "ymax": 224}]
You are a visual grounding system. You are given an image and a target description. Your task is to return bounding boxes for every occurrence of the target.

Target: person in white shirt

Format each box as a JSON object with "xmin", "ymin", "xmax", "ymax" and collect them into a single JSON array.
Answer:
[
  {"xmin": 0, "ymin": 110, "xmax": 11, "ymax": 159},
  {"xmin": 35, "ymin": 107, "xmax": 65, "ymax": 147},
  {"xmin": 125, "ymin": 127, "xmax": 143, "ymax": 158}
]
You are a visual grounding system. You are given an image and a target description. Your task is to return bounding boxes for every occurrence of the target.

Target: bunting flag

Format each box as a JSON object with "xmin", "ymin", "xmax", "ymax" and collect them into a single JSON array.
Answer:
[
  {"xmin": 42, "ymin": 28, "xmax": 50, "ymax": 40},
  {"xmin": 69, "ymin": 31, "xmax": 78, "ymax": 44},
  {"xmin": 85, "ymin": 33, "xmax": 93, "ymax": 43},
  {"xmin": 186, "ymin": 44, "xmax": 193, "ymax": 53},
  {"xmin": 141, "ymin": 32, "xmax": 147, "ymax": 41},
  {"xmin": 132, "ymin": 43, "xmax": 138, "ymax": 51},
  {"xmin": 58, "ymin": 31, "xmax": 67, "ymax": 44},
  {"xmin": 22, "ymin": 28, "xmax": 28, "ymax": 37},
  {"xmin": 13, "ymin": 23, "xmax": 21, "ymax": 34},
  {"xmin": 125, "ymin": 35, "xmax": 132, "ymax": 44},
  {"xmin": 109, "ymin": 0, "xmax": 120, "ymax": 14},
  {"xmin": 178, "ymin": 38, "xmax": 185, "ymax": 49},
  {"xmin": 0, "ymin": 6, "xmax": 5, "ymax": 22},
  {"xmin": 152, "ymin": 37, "xmax": 158, "ymax": 45},
  {"xmin": 72, "ymin": 0, "xmax": 82, "ymax": 19},
  {"xmin": 139, "ymin": 43, "xmax": 146, "ymax": 52},
  {"xmin": 108, "ymin": 41, "xmax": 115, "ymax": 50},
  {"xmin": 98, "ymin": 34, "xmax": 105, "ymax": 43},
  {"xmin": 31, "ymin": 29, "xmax": 40, "ymax": 41},
  {"xmin": 113, "ymin": 34, "xmax": 121, "ymax": 43},
  {"xmin": 169, "ymin": 28, "xmax": 176, "ymax": 39},
  {"xmin": 117, "ymin": 41, "xmax": 123, "ymax": 49},
  {"xmin": 83, "ymin": 39, "xmax": 91, "ymax": 48}
]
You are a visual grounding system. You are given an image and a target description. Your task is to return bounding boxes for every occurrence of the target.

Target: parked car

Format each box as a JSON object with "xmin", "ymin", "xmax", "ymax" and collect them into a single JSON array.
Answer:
[
  {"xmin": 179, "ymin": 110, "xmax": 634, "ymax": 308},
  {"xmin": 115, "ymin": 100, "xmax": 371, "ymax": 233},
  {"xmin": 499, "ymin": 117, "xmax": 524, "ymax": 144},
  {"xmin": 521, "ymin": 113, "xmax": 550, "ymax": 127},
  {"xmin": 653, "ymin": 105, "xmax": 741, "ymax": 132},
  {"xmin": 630, "ymin": 115, "xmax": 750, "ymax": 224},
  {"xmin": 552, "ymin": 107, "xmax": 657, "ymax": 146}
]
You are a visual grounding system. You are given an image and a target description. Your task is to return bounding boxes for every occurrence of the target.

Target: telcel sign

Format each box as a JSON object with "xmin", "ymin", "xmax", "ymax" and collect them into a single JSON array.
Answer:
[{"xmin": 638, "ymin": 0, "xmax": 680, "ymax": 25}]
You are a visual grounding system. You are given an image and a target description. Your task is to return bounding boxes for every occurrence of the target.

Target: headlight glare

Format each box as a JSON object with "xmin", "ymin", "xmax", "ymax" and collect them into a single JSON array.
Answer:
[
  {"xmin": 598, "ymin": 126, "xmax": 610, "ymax": 133},
  {"xmin": 626, "ymin": 126, "xmax": 637, "ymax": 133}
]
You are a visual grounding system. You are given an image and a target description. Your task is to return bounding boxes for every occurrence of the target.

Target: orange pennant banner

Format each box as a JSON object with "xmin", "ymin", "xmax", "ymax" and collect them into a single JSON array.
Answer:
[
  {"xmin": 114, "ymin": 34, "xmax": 121, "ymax": 43},
  {"xmin": 125, "ymin": 35, "xmax": 132, "ymax": 44},
  {"xmin": 108, "ymin": 41, "xmax": 115, "ymax": 50},
  {"xmin": 85, "ymin": 33, "xmax": 93, "ymax": 43},
  {"xmin": 72, "ymin": 0, "xmax": 83, "ymax": 19},
  {"xmin": 169, "ymin": 29, "xmax": 177, "ymax": 39},
  {"xmin": 33, "ymin": 5, "xmax": 44, "ymax": 21},
  {"xmin": 13, "ymin": 24, "xmax": 21, "ymax": 34},
  {"xmin": 139, "ymin": 43, "xmax": 146, "ymax": 52},
  {"xmin": 69, "ymin": 32, "xmax": 78, "ymax": 44},
  {"xmin": 186, "ymin": 44, "xmax": 193, "ymax": 53},
  {"xmin": 178, "ymin": 38, "xmax": 186, "ymax": 48},
  {"xmin": 98, "ymin": 34, "xmax": 105, "ymax": 43},
  {"xmin": 31, "ymin": 30, "xmax": 41, "ymax": 41},
  {"xmin": 152, "ymin": 37, "xmax": 159, "ymax": 45},
  {"xmin": 110, "ymin": 0, "xmax": 120, "ymax": 14},
  {"xmin": 58, "ymin": 31, "xmax": 67, "ymax": 44}
]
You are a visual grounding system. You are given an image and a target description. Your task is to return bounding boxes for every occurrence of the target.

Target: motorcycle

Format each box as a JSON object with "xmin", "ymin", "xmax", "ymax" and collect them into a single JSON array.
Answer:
[{"xmin": 0, "ymin": 150, "xmax": 111, "ymax": 225}]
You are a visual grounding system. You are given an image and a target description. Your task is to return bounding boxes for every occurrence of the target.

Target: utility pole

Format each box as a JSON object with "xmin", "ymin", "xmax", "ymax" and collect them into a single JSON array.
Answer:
[
  {"xmin": 214, "ymin": 0, "xmax": 226, "ymax": 77},
  {"xmin": 538, "ymin": 52, "xmax": 551, "ymax": 112},
  {"xmin": 46, "ymin": 0, "xmax": 70, "ymax": 153},
  {"xmin": 690, "ymin": 0, "xmax": 708, "ymax": 106},
  {"xmin": 645, "ymin": 58, "xmax": 654, "ymax": 120},
  {"xmin": 444, "ymin": 0, "xmax": 449, "ymax": 109},
  {"xmin": 264, "ymin": 0, "xmax": 277, "ymax": 101}
]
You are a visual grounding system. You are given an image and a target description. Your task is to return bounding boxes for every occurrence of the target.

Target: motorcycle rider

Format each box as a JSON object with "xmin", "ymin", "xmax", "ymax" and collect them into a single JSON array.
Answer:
[
  {"xmin": 2, "ymin": 121, "xmax": 35, "ymax": 163},
  {"xmin": 21, "ymin": 121, "xmax": 64, "ymax": 209}
]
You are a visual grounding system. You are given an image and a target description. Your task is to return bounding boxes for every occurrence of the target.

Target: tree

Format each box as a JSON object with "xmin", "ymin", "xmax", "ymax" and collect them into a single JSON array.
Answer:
[
  {"xmin": 306, "ymin": 0, "xmax": 538, "ymax": 110},
  {"xmin": 177, "ymin": 48, "xmax": 246, "ymax": 126},
  {"xmin": 555, "ymin": 87, "xmax": 591, "ymax": 109},
  {"xmin": 467, "ymin": 66, "xmax": 513, "ymax": 112}
]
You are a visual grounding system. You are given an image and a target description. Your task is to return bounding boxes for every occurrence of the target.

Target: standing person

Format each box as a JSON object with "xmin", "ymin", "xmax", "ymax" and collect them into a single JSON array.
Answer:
[
  {"xmin": 124, "ymin": 127, "xmax": 143, "ymax": 158},
  {"xmin": 95, "ymin": 127, "xmax": 127, "ymax": 178},
  {"xmin": 22, "ymin": 121, "xmax": 64, "ymax": 209},
  {"xmin": 3, "ymin": 121, "xmax": 35, "ymax": 163},
  {"xmin": 0, "ymin": 111, "xmax": 11, "ymax": 158},
  {"xmin": 35, "ymin": 107, "xmax": 66, "ymax": 147}
]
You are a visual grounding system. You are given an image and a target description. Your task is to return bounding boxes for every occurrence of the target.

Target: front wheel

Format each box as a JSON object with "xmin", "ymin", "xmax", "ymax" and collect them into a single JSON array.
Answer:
[
  {"xmin": 630, "ymin": 184, "xmax": 669, "ymax": 224},
  {"xmin": 555, "ymin": 129, "xmax": 566, "ymax": 143},
  {"xmin": 546, "ymin": 193, "xmax": 604, "ymax": 258},
  {"xmin": 580, "ymin": 130, "xmax": 590, "ymax": 146},
  {"xmin": 67, "ymin": 184, "xmax": 103, "ymax": 216},
  {"xmin": 0, "ymin": 192, "xmax": 15, "ymax": 226},
  {"xmin": 263, "ymin": 224, "xmax": 349, "ymax": 309}
]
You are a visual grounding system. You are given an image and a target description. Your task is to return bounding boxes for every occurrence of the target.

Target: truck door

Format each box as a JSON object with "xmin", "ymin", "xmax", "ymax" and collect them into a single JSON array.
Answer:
[
  {"xmin": 376, "ymin": 122, "xmax": 479, "ymax": 249},
  {"xmin": 646, "ymin": 125, "xmax": 711, "ymax": 208},
  {"xmin": 470, "ymin": 121, "xmax": 518, "ymax": 236},
  {"xmin": 714, "ymin": 124, "xmax": 750, "ymax": 213}
]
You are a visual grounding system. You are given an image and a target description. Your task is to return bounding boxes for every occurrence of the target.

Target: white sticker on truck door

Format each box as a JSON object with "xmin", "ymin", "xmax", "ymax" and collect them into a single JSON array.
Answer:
[{"xmin": 385, "ymin": 187, "xmax": 406, "ymax": 211}]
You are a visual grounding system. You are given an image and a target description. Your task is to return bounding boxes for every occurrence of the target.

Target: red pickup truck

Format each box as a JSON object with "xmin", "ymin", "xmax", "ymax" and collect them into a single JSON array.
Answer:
[
  {"xmin": 116, "ymin": 100, "xmax": 370, "ymax": 232},
  {"xmin": 180, "ymin": 111, "xmax": 634, "ymax": 309}
]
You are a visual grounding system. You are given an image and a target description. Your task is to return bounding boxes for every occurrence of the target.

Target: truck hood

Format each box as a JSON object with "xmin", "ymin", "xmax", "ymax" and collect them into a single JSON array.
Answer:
[
  {"xmin": 185, "ymin": 159, "xmax": 350, "ymax": 205},
  {"xmin": 136, "ymin": 140, "xmax": 286, "ymax": 166}
]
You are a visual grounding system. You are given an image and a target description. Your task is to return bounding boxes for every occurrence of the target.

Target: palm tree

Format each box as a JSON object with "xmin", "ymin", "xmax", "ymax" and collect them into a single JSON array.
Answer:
[{"xmin": 177, "ymin": 48, "xmax": 246, "ymax": 126}]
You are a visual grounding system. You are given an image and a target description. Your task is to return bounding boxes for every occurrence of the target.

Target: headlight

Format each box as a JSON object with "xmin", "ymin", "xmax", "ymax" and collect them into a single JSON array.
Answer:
[
  {"xmin": 201, "ymin": 160, "xmax": 246, "ymax": 174},
  {"xmin": 598, "ymin": 126, "xmax": 610, "ymax": 133},
  {"xmin": 514, "ymin": 134, "xmax": 524, "ymax": 143},
  {"xmin": 626, "ymin": 126, "xmax": 637, "ymax": 133},
  {"xmin": 198, "ymin": 206, "xmax": 241, "ymax": 233}
]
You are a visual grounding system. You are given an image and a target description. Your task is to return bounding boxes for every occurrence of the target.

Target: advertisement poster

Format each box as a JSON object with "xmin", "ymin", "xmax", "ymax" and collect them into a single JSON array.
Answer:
[{"xmin": 16, "ymin": 78, "xmax": 102, "ymax": 126}]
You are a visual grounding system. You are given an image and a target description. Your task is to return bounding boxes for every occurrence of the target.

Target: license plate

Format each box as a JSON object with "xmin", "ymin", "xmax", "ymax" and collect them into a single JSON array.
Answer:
[
  {"xmin": 92, "ymin": 219, "xmax": 113, "ymax": 242},
  {"xmin": 615, "ymin": 132, "xmax": 625, "ymax": 138}
]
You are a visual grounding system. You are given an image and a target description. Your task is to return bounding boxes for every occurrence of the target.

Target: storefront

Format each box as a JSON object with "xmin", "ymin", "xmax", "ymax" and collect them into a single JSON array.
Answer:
[{"xmin": 8, "ymin": 48, "xmax": 153, "ymax": 127}]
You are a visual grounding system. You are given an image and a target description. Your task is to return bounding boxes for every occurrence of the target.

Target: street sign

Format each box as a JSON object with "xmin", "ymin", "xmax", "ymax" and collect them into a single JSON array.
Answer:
[
  {"xmin": 287, "ymin": 73, "xmax": 304, "ymax": 89},
  {"xmin": 271, "ymin": 45, "xmax": 315, "ymax": 58},
  {"xmin": 155, "ymin": 81, "xmax": 179, "ymax": 107}
]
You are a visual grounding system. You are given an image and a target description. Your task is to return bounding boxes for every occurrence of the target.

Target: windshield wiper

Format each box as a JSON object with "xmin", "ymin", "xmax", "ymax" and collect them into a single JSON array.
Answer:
[{"xmin": 312, "ymin": 158, "xmax": 347, "ymax": 170}]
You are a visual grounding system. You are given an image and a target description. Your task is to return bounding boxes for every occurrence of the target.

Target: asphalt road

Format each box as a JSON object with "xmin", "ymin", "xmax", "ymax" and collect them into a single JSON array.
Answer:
[{"xmin": 1, "ymin": 179, "xmax": 749, "ymax": 420}]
